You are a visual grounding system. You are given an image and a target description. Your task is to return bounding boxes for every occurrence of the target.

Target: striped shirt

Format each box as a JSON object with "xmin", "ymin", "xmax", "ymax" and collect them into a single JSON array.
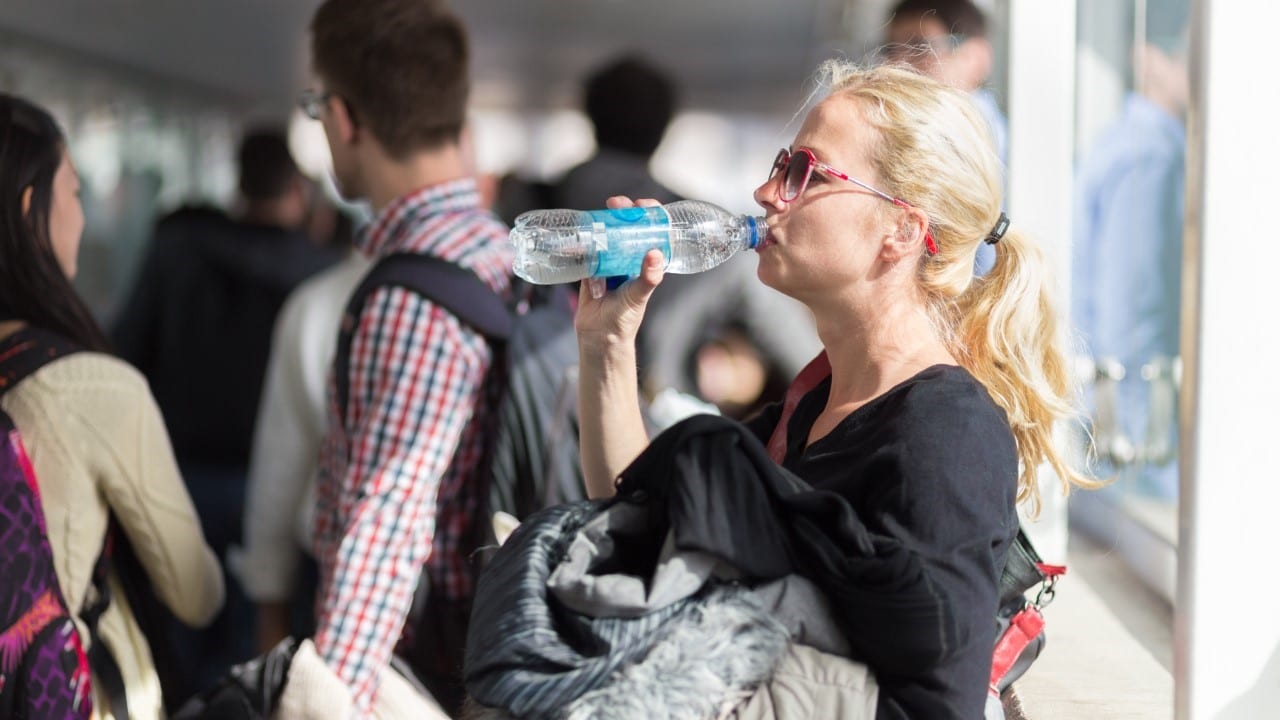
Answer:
[{"xmin": 312, "ymin": 179, "xmax": 513, "ymax": 714}]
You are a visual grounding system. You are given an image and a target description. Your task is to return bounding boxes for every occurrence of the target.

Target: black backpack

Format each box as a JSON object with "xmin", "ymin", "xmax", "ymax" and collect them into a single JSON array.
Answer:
[
  {"xmin": 336, "ymin": 252, "xmax": 585, "ymax": 526},
  {"xmin": 334, "ymin": 252, "xmax": 584, "ymax": 712}
]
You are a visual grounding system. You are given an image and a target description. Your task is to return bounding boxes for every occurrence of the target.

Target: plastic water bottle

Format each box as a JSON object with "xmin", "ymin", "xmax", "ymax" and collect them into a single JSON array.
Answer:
[{"xmin": 510, "ymin": 200, "xmax": 766, "ymax": 284}]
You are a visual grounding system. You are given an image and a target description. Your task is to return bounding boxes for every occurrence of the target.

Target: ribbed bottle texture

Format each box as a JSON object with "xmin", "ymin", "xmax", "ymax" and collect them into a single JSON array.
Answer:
[{"xmin": 510, "ymin": 200, "xmax": 765, "ymax": 284}]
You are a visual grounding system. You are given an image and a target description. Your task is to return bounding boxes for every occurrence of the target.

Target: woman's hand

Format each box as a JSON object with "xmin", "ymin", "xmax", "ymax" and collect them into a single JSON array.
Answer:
[{"xmin": 574, "ymin": 196, "xmax": 666, "ymax": 354}]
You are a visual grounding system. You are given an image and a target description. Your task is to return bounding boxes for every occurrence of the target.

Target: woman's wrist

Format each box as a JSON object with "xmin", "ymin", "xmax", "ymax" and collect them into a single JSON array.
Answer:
[{"xmin": 579, "ymin": 334, "xmax": 637, "ymax": 370}]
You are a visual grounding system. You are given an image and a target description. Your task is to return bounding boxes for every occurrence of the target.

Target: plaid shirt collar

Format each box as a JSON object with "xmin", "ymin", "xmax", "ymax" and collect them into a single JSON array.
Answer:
[{"xmin": 355, "ymin": 177, "xmax": 484, "ymax": 258}]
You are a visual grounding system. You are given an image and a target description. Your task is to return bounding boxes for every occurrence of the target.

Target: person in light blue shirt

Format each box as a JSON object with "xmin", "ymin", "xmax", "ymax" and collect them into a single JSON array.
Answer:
[
  {"xmin": 883, "ymin": 0, "xmax": 1005, "ymax": 275},
  {"xmin": 1073, "ymin": 16, "xmax": 1188, "ymax": 499}
]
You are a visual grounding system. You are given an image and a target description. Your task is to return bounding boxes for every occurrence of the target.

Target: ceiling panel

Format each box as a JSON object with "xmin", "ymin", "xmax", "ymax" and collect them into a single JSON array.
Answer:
[{"xmin": 0, "ymin": 0, "xmax": 897, "ymax": 115}]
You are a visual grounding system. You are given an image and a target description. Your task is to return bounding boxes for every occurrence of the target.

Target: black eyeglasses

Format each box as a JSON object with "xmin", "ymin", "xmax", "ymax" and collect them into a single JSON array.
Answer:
[{"xmin": 297, "ymin": 89, "xmax": 331, "ymax": 120}]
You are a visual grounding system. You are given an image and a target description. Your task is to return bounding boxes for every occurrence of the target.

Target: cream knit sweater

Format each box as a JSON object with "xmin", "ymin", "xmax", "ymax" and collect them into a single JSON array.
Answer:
[{"xmin": 0, "ymin": 350, "xmax": 225, "ymax": 720}]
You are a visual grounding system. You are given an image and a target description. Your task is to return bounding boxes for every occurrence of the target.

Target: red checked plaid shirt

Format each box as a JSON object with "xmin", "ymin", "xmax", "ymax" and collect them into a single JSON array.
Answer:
[{"xmin": 312, "ymin": 179, "xmax": 513, "ymax": 715}]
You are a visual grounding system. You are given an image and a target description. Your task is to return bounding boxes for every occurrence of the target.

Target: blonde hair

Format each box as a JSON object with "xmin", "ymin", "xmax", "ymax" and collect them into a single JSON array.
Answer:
[{"xmin": 821, "ymin": 60, "xmax": 1097, "ymax": 513}]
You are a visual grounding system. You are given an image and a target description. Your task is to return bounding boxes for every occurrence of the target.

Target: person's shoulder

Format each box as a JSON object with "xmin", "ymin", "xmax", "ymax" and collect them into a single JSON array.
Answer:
[
  {"xmin": 272, "ymin": 253, "xmax": 371, "ymax": 344},
  {"xmin": 1085, "ymin": 102, "xmax": 1185, "ymax": 173},
  {"xmin": 24, "ymin": 351, "xmax": 152, "ymax": 402},
  {"xmin": 887, "ymin": 367, "xmax": 1018, "ymax": 495},
  {"xmin": 891, "ymin": 365, "xmax": 1013, "ymax": 442},
  {"xmin": 291, "ymin": 253, "xmax": 372, "ymax": 307},
  {"xmin": 152, "ymin": 204, "xmax": 231, "ymax": 243},
  {"xmin": 445, "ymin": 214, "xmax": 517, "ymax": 292}
]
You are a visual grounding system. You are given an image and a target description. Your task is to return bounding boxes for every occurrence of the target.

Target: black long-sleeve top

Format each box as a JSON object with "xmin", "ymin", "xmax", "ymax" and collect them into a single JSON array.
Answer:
[
  {"xmin": 744, "ymin": 364, "xmax": 1018, "ymax": 719},
  {"xmin": 617, "ymin": 364, "xmax": 1018, "ymax": 719}
]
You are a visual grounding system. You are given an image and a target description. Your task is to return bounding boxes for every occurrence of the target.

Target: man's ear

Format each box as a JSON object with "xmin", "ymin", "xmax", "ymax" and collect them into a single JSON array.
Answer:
[
  {"xmin": 329, "ymin": 95, "xmax": 358, "ymax": 146},
  {"xmin": 881, "ymin": 206, "xmax": 931, "ymax": 262},
  {"xmin": 21, "ymin": 186, "xmax": 32, "ymax": 216}
]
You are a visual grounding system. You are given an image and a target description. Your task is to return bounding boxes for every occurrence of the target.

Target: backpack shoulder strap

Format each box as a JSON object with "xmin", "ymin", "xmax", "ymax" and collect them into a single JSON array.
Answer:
[
  {"xmin": 0, "ymin": 326, "xmax": 81, "ymax": 398},
  {"xmin": 335, "ymin": 252, "xmax": 513, "ymax": 421}
]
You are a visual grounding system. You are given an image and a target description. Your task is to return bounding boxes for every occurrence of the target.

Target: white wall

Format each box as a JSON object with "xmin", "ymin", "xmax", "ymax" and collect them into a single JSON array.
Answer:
[
  {"xmin": 1006, "ymin": 0, "xmax": 1077, "ymax": 561},
  {"xmin": 1175, "ymin": 1, "xmax": 1280, "ymax": 717}
]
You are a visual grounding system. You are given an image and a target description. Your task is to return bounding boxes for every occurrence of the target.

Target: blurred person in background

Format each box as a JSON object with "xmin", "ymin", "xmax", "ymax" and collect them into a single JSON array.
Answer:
[
  {"xmin": 0, "ymin": 91, "xmax": 223, "ymax": 719},
  {"xmin": 233, "ymin": 239, "xmax": 370, "ymax": 655},
  {"xmin": 111, "ymin": 128, "xmax": 337, "ymax": 696},
  {"xmin": 550, "ymin": 53, "xmax": 820, "ymax": 420},
  {"xmin": 551, "ymin": 54, "xmax": 683, "ymax": 211},
  {"xmin": 883, "ymin": 0, "xmax": 1006, "ymax": 165},
  {"xmin": 1072, "ymin": 0, "xmax": 1189, "ymax": 499}
]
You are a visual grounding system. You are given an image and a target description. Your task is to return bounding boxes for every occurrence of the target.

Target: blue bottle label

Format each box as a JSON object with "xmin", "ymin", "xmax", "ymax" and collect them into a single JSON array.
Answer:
[{"xmin": 587, "ymin": 207, "xmax": 672, "ymax": 278}]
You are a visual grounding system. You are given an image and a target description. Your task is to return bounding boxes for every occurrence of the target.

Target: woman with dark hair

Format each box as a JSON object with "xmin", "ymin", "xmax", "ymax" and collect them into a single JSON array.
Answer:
[{"xmin": 0, "ymin": 93, "xmax": 223, "ymax": 719}]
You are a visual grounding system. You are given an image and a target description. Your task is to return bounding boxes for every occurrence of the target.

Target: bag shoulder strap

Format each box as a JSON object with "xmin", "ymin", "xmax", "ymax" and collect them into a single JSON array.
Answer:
[
  {"xmin": 764, "ymin": 351, "xmax": 831, "ymax": 464},
  {"xmin": 0, "ymin": 326, "xmax": 81, "ymax": 397},
  {"xmin": 0, "ymin": 326, "xmax": 130, "ymax": 720},
  {"xmin": 335, "ymin": 253, "xmax": 513, "ymax": 420}
]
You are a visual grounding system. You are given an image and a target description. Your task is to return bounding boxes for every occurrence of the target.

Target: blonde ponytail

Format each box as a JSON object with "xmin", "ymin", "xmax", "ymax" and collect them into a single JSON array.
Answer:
[{"xmin": 954, "ymin": 230, "xmax": 1099, "ymax": 514}]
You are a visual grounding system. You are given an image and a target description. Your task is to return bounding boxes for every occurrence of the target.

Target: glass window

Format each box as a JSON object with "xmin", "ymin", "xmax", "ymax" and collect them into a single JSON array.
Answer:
[{"xmin": 1070, "ymin": 0, "xmax": 1190, "ymax": 592}]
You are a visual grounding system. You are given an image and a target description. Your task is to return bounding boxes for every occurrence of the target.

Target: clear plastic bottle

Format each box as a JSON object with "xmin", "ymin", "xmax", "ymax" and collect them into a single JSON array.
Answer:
[{"xmin": 510, "ymin": 200, "xmax": 766, "ymax": 284}]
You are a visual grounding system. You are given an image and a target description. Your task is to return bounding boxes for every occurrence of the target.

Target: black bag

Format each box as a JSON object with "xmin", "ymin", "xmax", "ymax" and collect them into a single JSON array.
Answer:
[
  {"xmin": 990, "ymin": 527, "xmax": 1065, "ymax": 698},
  {"xmin": 171, "ymin": 638, "xmax": 298, "ymax": 720},
  {"xmin": 334, "ymin": 253, "xmax": 584, "ymax": 712},
  {"xmin": 336, "ymin": 253, "xmax": 584, "ymax": 524}
]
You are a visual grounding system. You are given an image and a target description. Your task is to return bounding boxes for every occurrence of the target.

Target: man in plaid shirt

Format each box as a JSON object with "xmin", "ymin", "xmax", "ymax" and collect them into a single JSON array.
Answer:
[{"xmin": 298, "ymin": 1, "xmax": 512, "ymax": 715}]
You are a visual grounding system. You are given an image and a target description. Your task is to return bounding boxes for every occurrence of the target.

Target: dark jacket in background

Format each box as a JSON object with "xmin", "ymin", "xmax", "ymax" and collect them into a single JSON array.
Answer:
[{"xmin": 112, "ymin": 206, "xmax": 338, "ymax": 469}]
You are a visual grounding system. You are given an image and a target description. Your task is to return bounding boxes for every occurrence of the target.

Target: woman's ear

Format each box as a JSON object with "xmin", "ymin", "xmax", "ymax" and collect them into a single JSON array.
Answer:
[
  {"xmin": 881, "ymin": 206, "xmax": 930, "ymax": 262},
  {"xmin": 21, "ymin": 186, "xmax": 32, "ymax": 216}
]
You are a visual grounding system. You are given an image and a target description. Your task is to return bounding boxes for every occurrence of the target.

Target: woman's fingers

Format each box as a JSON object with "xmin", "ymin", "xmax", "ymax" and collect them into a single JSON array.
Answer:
[
  {"xmin": 605, "ymin": 195, "xmax": 661, "ymax": 209},
  {"xmin": 585, "ymin": 277, "xmax": 607, "ymax": 300},
  {"xmin": 621, "ymin": 249, "xmax": 665, "ymax": 310}
]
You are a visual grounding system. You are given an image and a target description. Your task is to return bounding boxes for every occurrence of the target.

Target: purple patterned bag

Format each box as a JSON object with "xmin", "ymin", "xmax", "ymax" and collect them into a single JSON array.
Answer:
[{"xmin": 0, "ymin": 409, "xmax": 93, "ymax": 719}]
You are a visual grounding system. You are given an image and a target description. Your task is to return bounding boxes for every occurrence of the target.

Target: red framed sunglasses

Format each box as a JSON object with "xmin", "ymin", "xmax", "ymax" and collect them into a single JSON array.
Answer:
[{"xmin": 768, "ymin": 147, "xmax": 937, "ymax": 254}]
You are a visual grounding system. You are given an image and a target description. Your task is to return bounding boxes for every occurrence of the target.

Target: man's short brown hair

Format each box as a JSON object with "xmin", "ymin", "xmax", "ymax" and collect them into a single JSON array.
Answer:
[
  {"xmin": 311, "ymin": 0, "xmax": 469, "ymax": 159},
  {"xmin": 889, "ymin": 0, "xmax": 988, "ymax": 39}
]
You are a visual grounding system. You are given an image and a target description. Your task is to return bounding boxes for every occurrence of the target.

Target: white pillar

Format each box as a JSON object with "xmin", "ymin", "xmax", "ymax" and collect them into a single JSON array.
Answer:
[
  {"xmin": 1005, "ymin": 0, "xmax": 1076, "ymax": 561},
  {"xmin": 1176, "ymin": 1, "xmax": 1280, "ymax": 718}
]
